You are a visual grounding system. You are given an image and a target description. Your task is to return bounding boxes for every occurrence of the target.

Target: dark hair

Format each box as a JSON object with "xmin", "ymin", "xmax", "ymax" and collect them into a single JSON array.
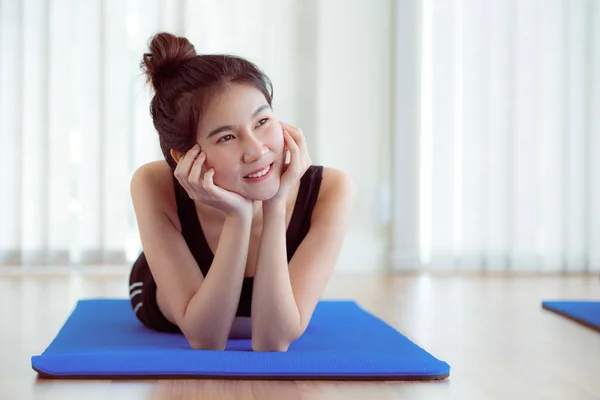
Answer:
[{"xmin": 140, "ymin": 32, "xmax": 274, "ymax": 170}]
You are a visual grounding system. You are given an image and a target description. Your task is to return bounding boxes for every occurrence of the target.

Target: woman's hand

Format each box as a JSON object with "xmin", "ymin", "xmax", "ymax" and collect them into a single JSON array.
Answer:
[
  {"xmin": 174, "ymin": 144, "xmax": 253, "ymax": 218},
  {"xmin": 269, "ymin": 121, "xmax": 312, "ymax": 204}
]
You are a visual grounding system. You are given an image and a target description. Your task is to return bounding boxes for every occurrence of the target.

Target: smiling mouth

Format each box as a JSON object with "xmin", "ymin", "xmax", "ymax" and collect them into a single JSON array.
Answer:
[{"xmin": 244, "ymin": 163, "xmax": 273, "ymax": 179}]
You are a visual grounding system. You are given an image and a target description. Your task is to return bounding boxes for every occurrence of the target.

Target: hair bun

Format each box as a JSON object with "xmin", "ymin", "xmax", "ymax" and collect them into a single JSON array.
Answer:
[{"xmin": 141, "ymin": 32, "xmax": 197, "ymax": 92}]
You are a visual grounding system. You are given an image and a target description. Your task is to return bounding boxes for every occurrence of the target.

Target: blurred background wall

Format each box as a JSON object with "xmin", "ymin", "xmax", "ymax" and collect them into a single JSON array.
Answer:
[{"xmin": 0, "ymin": 0, "xmax": 598, "ymax": 274}]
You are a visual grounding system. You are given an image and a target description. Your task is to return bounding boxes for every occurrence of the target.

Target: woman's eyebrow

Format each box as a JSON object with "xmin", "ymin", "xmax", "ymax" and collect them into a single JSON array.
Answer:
[
  {"xmin": 207, "ymin": 125, "xmax": 233, "ymax": 139},
  {"xmin": 252, "ymin": 104, "xmax": 270, "ymax": 117},
  {"xmin": 207, "ymin": 104, "xmax": 271, "ymax": 139}
]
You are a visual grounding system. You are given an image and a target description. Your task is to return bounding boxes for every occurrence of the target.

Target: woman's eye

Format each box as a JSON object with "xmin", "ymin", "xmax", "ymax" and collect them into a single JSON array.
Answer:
[
  {"xmin": 256, "ymin": 118, "xmax": 269, "ymax": 127},
  {"xmin": 217, "ymin": 134, "xmax": 234, "ymax": 143}
]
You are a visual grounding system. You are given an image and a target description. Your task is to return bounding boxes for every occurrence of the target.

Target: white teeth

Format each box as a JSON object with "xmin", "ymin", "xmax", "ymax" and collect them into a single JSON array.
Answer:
[{"xmin": 246, "ymin": 164, "xmax": 271, "ymax": 179}]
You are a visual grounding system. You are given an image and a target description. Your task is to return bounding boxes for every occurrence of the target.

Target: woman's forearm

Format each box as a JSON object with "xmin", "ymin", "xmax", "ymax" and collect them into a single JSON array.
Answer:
[
  {"xmin": 251, "ymin": 201, "xmax": 301, "ymax": 351},
  {"xmin": 181, "ymin": 213, "xmax": 252, "ymax": 350}
]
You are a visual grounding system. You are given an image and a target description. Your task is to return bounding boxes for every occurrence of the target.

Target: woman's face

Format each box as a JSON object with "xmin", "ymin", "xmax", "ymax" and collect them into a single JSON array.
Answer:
[{"xmin": 196, "ymin": 83, "xmax": 285, "ymax": 201}]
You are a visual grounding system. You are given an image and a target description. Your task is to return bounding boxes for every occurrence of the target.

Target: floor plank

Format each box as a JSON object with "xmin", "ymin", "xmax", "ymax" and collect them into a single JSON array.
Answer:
[{"xmin": 1, "ymin": 268, "xmax": 599, "ymax": 399}]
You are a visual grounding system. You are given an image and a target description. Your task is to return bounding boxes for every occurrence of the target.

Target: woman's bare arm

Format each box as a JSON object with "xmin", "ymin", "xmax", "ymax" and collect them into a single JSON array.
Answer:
[
  {"xmin": 251, "ymin": 168, "xmax": 355, "ymax": 351},
  {"xmin": 131, "ymin": 162, "xmax": 251, "ymax": 350},
  {"xmin": 250, "ymin": 199, "xmax": 300, "ymax": 351}
]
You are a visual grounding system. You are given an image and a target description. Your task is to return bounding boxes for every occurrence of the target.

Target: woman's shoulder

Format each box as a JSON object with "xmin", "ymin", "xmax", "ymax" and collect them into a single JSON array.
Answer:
[
  {"xmin": 130, "ymin": 160, "xmax": 179, "ymax": 222},
  {"xmin": 303, "ymin": 165, "xmax": 355, "ymax": 229},
  {"xmin": 319, "ymin": 166, "xmax": 355, "ymax": 194},
  {"xmin": 131, "ymin": 160, "xmax": 175, "ymax": 193},
  {"xmin": 313, "ymin": 166, "xmax": 356, "ymax": 208}
]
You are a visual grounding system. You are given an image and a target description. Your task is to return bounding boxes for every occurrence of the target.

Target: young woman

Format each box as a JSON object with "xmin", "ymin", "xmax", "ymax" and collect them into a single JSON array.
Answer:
[{"xmin": 128, "ymin": 32, "xmax": 355, "ymax": 352}]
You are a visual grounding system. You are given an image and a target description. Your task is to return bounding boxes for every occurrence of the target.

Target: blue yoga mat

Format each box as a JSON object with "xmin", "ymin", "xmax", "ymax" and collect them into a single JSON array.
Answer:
[
  {"xmin": 31, "ymin": 299, "xmax": 450, "ymax": 380},
  {"xmin": 542, "ymin": 300, "xmax": 600, "ymax": 333}
]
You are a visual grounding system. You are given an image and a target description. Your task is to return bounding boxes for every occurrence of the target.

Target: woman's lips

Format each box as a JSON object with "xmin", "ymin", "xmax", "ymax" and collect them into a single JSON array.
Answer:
[{"xmin": 243, "ymin": 163, "xmax": 274, "ymax": 181}]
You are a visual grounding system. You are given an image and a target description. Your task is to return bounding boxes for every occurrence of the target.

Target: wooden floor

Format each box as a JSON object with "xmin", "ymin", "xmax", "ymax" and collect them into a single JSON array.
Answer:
[{"xmin": 1, "ymin": 267, "xmax": 599, "ymax": 399}]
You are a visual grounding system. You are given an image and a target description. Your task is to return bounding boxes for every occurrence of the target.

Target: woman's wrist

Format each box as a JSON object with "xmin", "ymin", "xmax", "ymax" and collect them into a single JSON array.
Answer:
[
  {"xmin": 263, "ymin": 197, "xmax": 287, "ymax": 216},
  {"xmin": 224, "ymin": 208, "xmax": 253, "ymax": 225}
]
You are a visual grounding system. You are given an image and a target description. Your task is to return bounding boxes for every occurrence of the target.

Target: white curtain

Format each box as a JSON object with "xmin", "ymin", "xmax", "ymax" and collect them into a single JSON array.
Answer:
[
  {"xmin": 0, "ymin": 0, "xmax": 302, "ymax": 266},
  {"xmin": 393, "ymin": 0, "xmax": 600, "ymax": 273}
]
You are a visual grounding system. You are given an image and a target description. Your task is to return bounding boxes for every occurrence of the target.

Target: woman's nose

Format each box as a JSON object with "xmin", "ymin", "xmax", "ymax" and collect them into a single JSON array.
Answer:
[{"xmin": 242, "ymin": 136, "xmax": 268, "ymax": 163}]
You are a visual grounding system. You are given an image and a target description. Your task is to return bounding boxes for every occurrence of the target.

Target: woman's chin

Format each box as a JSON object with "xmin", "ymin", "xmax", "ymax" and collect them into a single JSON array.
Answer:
[
  {"xmin": 239, "ymin": 179, "xmax": 280, "ymax": 201},
  {"xmin": 246, "ymin": 187, "xmax": 280, "ymax": 202}
]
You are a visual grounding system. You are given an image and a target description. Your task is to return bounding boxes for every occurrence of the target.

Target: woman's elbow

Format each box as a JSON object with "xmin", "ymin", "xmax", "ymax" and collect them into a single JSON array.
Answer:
[
  {"xmin": 251, "ymin": 335, "xmax": 295, "ymax": 352},
  {"xmin": 251, "ymin": 324, "xmax": 305, "ymax": 352},
  {"xmin": 188, "ymin": 338, "xmax": 227, "ymax": 351},
  {"xmin": 181, "ymin": 321, "xmax": 227, "ymax": 350},
  {"xmin": 184, "ymin": 327, "xmax": 227, "ymax": 350},
  {"xmin": 252, "ymin": 341, "xmax": 290, "ymax": 352}
]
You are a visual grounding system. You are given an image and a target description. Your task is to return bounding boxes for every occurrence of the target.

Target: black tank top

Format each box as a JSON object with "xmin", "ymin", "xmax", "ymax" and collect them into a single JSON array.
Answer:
[{"xmin": 174, "ymin": 165, "xmax": 323, "ymax": 317}]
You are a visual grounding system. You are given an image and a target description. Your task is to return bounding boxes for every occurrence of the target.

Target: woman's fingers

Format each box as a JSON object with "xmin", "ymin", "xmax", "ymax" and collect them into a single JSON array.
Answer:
[
  {"xmin": 284, "ymin": 130, "xmax": 300, "ymax": 171},
  {"xmin": 202, "ymin": 168, "xmax": 215, "ymax": 190},
  {"xmin": 279, "ymin": 120, "xmax": 300, "ymax": 133},
  {"xmin": 284, "ymin": 124, "xmax": 304, "ymax": 142},
  {"xmin": 172, "ymin": 146, "xmax": 251, "ymax": 215},
  {"xmin": 280, "ymin": 121, "xmax": 309, "ymax": 159},
  {"xmin": 183, "ymin": 145, "xmax": 201, "ymax": 167},
  {"xmin": 175, "ymin": 146, "xmax": 200, "ymax": 179},
  {"xmin": 188, "ymin": 151, "xmax": 206, "ymax": 186},
  {"xmin": 173, "ymin": 145, "xmax": 202, "ymax": 199}
]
